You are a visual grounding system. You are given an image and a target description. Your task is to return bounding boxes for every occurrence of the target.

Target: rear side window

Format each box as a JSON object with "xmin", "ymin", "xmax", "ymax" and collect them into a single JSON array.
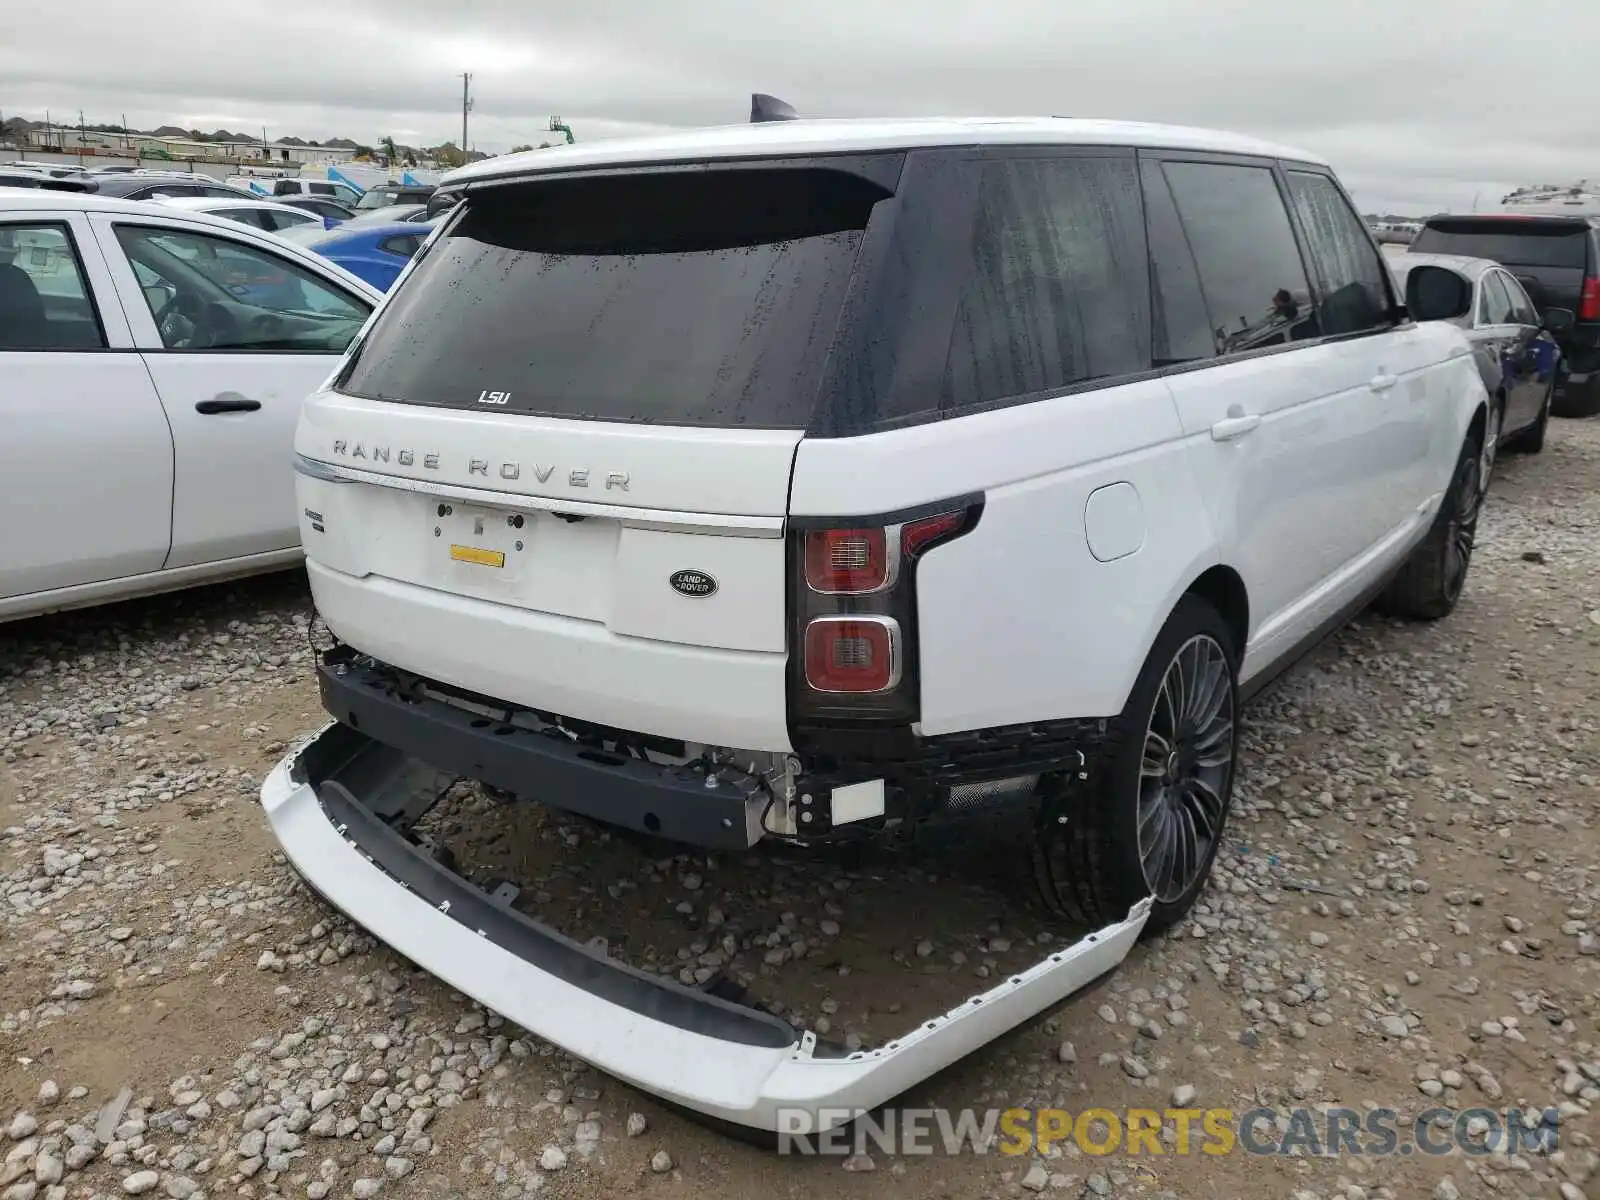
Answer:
[
  {"xmin": 1158, "ymin": 161, "xmax": 1316, "ymax": 356},
  {"xmin": 341, "ymin": 166, "xmax": 888, "ymax": 427},
  {"xmin": 1286, "ymin": 171, "xmax": 1392, "ymax": 335},
  {"xmin": 940, "ymin": 155, "xmax": 1149, "ymax": 411},
  {"xmin": 1503, "ymin": 273, "xmax": 1539, "ymax": 325},
  {"xmin": 0, "ymin": 223, "xmax": 105, "ymax": 350},
  {"xmin": 1479, "ymin": 271, "xmax": 1516, "ymax": 325},
  {"xmin": 1412, "ymin": 219, "xmax": 1591, "ymax": 269}
]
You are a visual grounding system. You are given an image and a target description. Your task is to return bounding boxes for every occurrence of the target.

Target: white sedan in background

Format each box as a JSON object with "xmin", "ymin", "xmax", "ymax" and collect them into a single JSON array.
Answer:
[
  {"xmin": 153, "ymin": 194, "xmax": 328, "ymax": 234},
  {"xmin": 0, "ymin": 189, "xmax": 383, "ymax": 622}
]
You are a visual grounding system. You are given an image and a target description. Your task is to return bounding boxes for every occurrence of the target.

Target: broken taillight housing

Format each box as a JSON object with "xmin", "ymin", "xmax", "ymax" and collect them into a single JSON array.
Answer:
[{"xmin": 788, "ymin": 501, "xmax": 981, "ymax": 722}]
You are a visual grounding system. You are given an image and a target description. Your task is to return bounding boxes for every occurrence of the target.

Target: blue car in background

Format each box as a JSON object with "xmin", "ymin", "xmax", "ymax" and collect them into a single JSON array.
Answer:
[{"xmin": 276, "ymin": 217, "xmax": 437, "ymax": 291}]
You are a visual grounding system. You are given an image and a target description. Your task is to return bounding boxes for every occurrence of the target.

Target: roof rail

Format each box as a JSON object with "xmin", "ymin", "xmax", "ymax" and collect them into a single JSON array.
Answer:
[{"xmin": 750, "ymin": 94, "xmax": 799, "ymax": 123}]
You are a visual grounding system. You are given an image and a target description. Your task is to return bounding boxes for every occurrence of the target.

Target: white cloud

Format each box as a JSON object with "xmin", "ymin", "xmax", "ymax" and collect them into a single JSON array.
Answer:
[{"xmin": 1, "ymin": 0, "xmax": 1591, "ymax": 211}]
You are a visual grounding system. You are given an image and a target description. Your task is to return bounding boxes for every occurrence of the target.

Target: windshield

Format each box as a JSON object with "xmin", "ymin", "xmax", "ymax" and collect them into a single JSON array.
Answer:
[
  {"xmin": 339, "ymin": 166, "xmax": 888, "ymax": 427},
  {"xmin": 1412, "ymin": 219, "xmax": 1590, "ymax": 269},
  {"xmin": 355, "ymin": 188, "xmax": 402, "ymax": 210}
]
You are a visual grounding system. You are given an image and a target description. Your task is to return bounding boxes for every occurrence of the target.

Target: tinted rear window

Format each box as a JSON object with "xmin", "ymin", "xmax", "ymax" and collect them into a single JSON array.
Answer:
[
  {"xmin": 1412, "ymin": 219, "xmax": 1591, "ymax": 269},
  {"xmin": 340, "ymin": 167, "xmax": 889, "ymax": 427}
]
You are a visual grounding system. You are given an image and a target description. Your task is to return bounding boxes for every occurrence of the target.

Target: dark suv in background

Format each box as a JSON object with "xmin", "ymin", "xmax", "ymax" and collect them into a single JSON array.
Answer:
[{"xmin": 1411, "ymin": 212, "xmax": 1600, "ymax": 416}]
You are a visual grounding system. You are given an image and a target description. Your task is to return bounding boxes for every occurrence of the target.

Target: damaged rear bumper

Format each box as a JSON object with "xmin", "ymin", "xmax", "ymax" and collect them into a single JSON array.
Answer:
[{"xmin": 260, "ymin": 722, "xmax": 1151, "ymax": 1132}]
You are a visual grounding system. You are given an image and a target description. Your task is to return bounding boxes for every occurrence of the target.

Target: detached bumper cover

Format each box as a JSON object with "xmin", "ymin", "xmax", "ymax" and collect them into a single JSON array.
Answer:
[{"xmin": 261, "ymin": 723, "xmax": 1151, "ymax": 1131}]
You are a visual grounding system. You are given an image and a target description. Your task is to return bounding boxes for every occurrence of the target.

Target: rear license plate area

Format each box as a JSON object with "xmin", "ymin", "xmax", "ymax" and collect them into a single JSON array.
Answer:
[{"xmin": 435, "ymin": 504, "xmax": 527, "ymax": 580}]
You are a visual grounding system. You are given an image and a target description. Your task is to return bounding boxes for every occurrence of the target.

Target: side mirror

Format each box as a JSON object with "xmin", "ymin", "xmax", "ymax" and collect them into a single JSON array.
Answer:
[
  {"xmin": 1405, "ymin": 265, "xmax": 1472, "ymax": 322},
  {"xmin": 1542, "ymin": 307, "xmax": 1575, "ymax": 332}
]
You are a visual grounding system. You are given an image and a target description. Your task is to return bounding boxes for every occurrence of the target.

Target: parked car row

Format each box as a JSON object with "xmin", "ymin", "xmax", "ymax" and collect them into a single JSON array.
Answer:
[
  {"xmin": 1406, "ymin": 211, "xmax": 1600, "ymax": 417},
  {"xmin": 3, "ymin": 161, "xmax": 447, "ymax": 290}
]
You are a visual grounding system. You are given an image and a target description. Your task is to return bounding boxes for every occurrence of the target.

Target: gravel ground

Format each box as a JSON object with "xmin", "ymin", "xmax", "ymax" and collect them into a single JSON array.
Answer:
[{"xmin": 3, "ymin": 419, "xmax": 1599, "ymax": 1200}]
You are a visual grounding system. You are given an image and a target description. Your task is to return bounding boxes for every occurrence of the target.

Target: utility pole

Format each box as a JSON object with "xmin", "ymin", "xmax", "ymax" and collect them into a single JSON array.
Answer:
[
  {"xmin": 78, "ymin": 109, "xmax": 86, "ymax": 164},
  {"xmin": 460, "ymin": 72, "xmax": 473, "ymax": 161},
  {"xmin": 262, "ymin": 124, "xmax": 269, "ymax": 163}
]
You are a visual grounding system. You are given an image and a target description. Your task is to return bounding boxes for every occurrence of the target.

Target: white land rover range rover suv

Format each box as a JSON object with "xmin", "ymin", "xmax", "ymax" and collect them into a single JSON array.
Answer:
[{"xmin": 264, "ymin": 111, "xmax": 1490, "ymax": 1131}]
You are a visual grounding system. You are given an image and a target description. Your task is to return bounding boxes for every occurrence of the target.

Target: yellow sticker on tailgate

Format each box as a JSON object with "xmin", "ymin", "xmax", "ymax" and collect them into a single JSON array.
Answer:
[{"xmin": 449, "ymin": 544, "xmax": 506, "ymax": 568}]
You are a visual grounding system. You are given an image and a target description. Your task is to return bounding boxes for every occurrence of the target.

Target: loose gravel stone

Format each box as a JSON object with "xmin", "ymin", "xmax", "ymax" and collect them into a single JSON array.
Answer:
[
  {"xmin": 538, "ymin": 1146, "xmax": 567, "ymax": 1172},
  {"xmin": 121, "ymin": 1172, "xmax": 159, "ymax": 1196}
]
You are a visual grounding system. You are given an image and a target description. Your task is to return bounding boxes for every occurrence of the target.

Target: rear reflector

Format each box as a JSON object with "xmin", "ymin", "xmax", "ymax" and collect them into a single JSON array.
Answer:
[
  {"xmin": 804, "ymin": 528, "xmax": 889, "ymax": 593},
  {"xmin": 803, "ymin": 616, "xmax": 900, "ymax": 693},
  {"xmin": 901, "ymin": 510, "xmax": 968, "ymax": 557},
  {"xmin": 1581, "ymin": 278, "xmax": 1600, "ymax": 322}
]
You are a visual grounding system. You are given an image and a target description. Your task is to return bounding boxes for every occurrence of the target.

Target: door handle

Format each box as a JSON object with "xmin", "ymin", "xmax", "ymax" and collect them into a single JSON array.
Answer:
[
  {"xmin": 1369, "ymin": 372, "xmax": 1399, "ymax": 393},
  {"xmin": 195, "ymin": 394, "xmax": 261, "ymax": 415},
  {"xmin": 1210, "ymin": 412, "xmax": 1261, "ymax": 442}
]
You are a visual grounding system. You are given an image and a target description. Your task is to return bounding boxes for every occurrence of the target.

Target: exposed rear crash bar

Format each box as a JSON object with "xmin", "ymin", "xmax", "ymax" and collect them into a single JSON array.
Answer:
[
  {"xmin": 316, "ymin": 658, "xmax": 759, "ymax": 850},
  {"xmin": 260, "ymin": 722, "xmax": 1152, "ymax": 1132}
]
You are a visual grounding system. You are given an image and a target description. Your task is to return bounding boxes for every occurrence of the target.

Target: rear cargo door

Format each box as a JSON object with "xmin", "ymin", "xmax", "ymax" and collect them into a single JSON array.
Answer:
[
  {"xmin": 1412, "ymin": 217, "xmax": 1589, "ymax": 313},
  {"xmin": 296, "ymin": 162, "xmax": 895, "ymax": 662}
]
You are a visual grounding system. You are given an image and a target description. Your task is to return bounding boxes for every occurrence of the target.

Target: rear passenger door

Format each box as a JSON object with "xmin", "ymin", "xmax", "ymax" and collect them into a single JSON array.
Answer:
[
  {"xmin": 1144, "ymin": 155, "xmax": 1407, "ymax": 678},
  {"xmin": 1489, "ymin": 269, "xmax": 1549, "ymax": 431}
]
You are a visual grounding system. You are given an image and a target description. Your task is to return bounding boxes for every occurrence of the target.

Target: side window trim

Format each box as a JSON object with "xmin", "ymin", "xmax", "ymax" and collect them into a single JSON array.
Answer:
[{"xmin": 0, "ymin": 216, "xmax": 115, "ymax": 352}]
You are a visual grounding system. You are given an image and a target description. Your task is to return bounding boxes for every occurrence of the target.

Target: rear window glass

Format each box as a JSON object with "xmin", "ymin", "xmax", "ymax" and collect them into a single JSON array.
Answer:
[
  {"xmin": 340, "ymin": 167, "xmax": 888, "ymax": 427},
  {"xmin": 1412, "ymin": 220, "xmax": 1590, "ymax": 269}
]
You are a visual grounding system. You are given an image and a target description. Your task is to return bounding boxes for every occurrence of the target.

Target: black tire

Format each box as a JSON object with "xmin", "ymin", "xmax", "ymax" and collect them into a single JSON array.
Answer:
[
  {"xmin": 1551, "ymin": 371, "xmax": 1600, "ymax": 419},
  {"xmin": 1377, "ymin": 433, "xmax": 1482, "ymax": 621},
  {"xmin": 1504, "ymin": 382, "xmax": 1550, "ymax": 455},
  {"xmin": 1027, "ymin": 594, "xmax": 1239, "ymax": 938}
]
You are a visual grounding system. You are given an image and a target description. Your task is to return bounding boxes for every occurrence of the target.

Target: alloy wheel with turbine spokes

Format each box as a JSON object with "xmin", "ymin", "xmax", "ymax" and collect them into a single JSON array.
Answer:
[{"xmin": 1137, "ymin": 634, "xmax": 1236, "ymax": 904}]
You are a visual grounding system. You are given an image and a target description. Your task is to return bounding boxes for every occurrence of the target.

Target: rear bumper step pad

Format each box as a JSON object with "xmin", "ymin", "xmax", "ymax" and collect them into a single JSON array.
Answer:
[{"xmin": 261, "ymin": 722, "xmax": 1151, "ymax": 1132}]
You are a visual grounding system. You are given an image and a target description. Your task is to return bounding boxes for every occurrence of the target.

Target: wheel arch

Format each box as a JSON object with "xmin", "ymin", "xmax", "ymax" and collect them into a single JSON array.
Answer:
[
  {"xmin": 1182, "ymin": 564, "xmax": 1250, "ymax": 661},
  {"xmin": 1467, "ymin": 398, "xmax": 1488, "ymax": 451}
]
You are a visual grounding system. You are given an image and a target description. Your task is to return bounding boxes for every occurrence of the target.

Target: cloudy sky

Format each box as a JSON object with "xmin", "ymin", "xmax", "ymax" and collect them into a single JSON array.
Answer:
[{"xmin": 0, "ymin": 0, "xmax": 1590, "ymax": 214}]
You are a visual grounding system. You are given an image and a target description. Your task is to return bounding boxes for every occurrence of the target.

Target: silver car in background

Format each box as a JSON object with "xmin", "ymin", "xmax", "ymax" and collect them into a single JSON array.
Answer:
[{"xmin": 1393, "ymin": 251, "xmax": 1570, "ymax": 482}]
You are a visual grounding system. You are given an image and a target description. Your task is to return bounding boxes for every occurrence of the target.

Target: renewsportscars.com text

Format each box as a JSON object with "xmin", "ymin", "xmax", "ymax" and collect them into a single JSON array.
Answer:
[{"xmin": 776, "ymin": 1106, "xmax": 1562, "ymax": 1158}]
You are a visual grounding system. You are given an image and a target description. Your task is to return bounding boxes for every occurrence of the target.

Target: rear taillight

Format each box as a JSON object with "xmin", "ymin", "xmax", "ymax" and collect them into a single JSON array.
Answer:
[
  {"xmin": 804, "ymin": 529, "xmax": 889, "ymax": 593},
  {"xmin": 1581, "ymin": 277, "xmax": 1600, "ymax": 322},
  {"xmin": 788, "ymin": 501, "xmax": 981, "ymax": 723},
  {"xmin": 804, "ymin": 616, "xmax": 900, "ymax": 693}
]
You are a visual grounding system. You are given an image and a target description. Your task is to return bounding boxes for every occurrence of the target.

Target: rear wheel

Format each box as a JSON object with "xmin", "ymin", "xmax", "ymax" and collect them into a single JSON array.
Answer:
[
  {"xmin": 1551, "ymin": 369, "xmax": 1600, "ymax": 419},
  {"xmin": 1028, "ymin": 594, "xmax": 1238, "ymax": 937},
  {"xmin": 1505, "ymin": 380, "xmax": 1551, "ymax": 455},
  {"xmin": 1377, "ymin": 434, "xmax": 1482, "ymax": 621}
]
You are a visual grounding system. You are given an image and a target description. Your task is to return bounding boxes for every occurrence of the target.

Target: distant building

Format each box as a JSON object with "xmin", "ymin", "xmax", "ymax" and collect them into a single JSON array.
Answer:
[{"xmin": 26, "ymin": 128, "xmax": 358, "ymax": 165}]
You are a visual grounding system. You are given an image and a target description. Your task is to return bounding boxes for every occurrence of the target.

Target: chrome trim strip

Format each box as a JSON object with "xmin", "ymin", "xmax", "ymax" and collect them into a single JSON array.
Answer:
[{"xmin": 292, "ymin": 453, "xmax": 785, "ymax": 538}]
